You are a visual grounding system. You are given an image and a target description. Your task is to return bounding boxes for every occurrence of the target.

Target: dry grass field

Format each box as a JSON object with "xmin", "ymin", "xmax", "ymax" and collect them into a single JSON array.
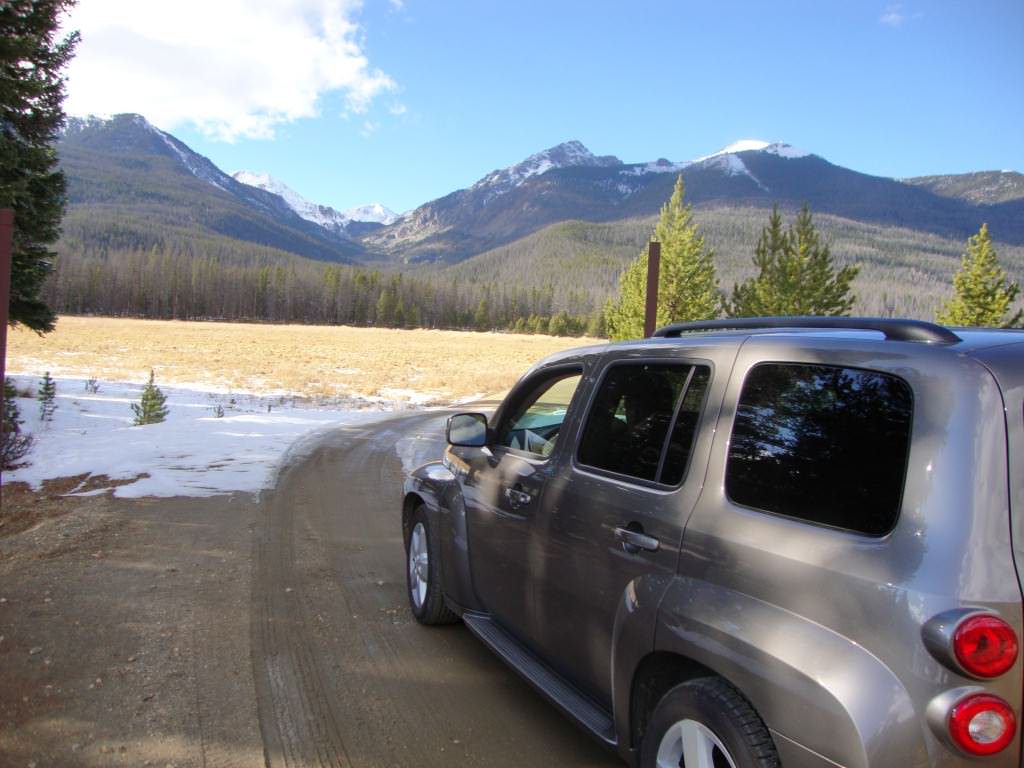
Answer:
[{"xmin": 6, "ymin": 317, "xmax": 601, "ymax": 403}]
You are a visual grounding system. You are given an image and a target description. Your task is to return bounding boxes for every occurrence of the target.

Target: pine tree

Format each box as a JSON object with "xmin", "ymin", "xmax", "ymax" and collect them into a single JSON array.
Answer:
[
  {"xmin": 604, "ymin": 176, "xmax": 719, "ymax": 340},
  {"xmin": 1, "ymin": 1, "xmax": 80, "ymax": 331},
  {"xmin": 474, "ymin": 296, "xmax": 491, "ymax": 330},
  {"xmin": 936, "ymin": 224, "xmax": 1022, "ymax": 328},
  {"xmin": 725, "ymin": 204, "xmax": 859, "ymax": 317},
  {"xmin": 375, "ymin": 287, "xmax": 395, "ymax": 326},
  {"xmin": 131, "ymin": 369, "xmax": 169, "ymax": 425},
  {"xmin": 725, "ymin": 205, "xmax": 788, "ymax": 317},
  {"xmin": 548, "ymin": 311, "xmax": 570, "ymax": 336},
  {"xmin": 585, "ymin": 309, "xmax": 606, "ymax": 338},
  {"xmin": 2, "ymin": 377, "xmax": 33, "ymax": 469},
  {"xmin": 37, "ymin": 370, "xmax": 56, "ymax": 421}
]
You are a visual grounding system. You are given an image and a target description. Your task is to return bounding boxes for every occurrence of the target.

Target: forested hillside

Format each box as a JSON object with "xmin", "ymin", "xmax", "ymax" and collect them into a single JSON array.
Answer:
[
  {"xmin": 60, "ymin": 115, "xmax": 363, "ymax": 263},
  {"xmin": 905, "ymin": 171, "xmax": 1024, "ymax": 205},
  {"xmin": 429, "ymin": 206, "xmax": 1024, "ymax": 319},
  {"xmin": 44, "ymin": 201, "xmax": 1024, "ymax": 332}
]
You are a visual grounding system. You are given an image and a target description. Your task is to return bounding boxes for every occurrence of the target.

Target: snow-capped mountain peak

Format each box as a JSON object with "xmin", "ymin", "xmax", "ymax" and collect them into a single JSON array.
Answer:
[
  {"xmin": 343, "ymin": 203, "xmax": 398, "ymax": 225},
  {"xmin": 232, "ymin": 171, "xmax": 395, "ymax": 230},
  {"xmin": 232, "ymin": 171, "xmax": 348, "ymax": 231},
  {"xmin": 473, "ymin": 140, "xmax": 622, "ymax": 195},
  {"xmin": 697, "ymin": 139, "xmax": 811, "ymax": 162}
]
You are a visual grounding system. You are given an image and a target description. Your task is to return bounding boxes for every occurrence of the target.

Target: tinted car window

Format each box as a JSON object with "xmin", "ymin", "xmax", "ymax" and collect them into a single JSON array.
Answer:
[
  {"xmin": 578, "ymin": 363, "xmax": 710, "ymax": 484},
  {"xmin": 660, "ymin": 366, "xmax": 711, "ymax": 485},
  {"xmin": 496, "ymin": 372, "xmax": 582, "ymax": 457},
  {"xmin": 726, "ymin": 363, "xmax": 913, "ymax": 536}
]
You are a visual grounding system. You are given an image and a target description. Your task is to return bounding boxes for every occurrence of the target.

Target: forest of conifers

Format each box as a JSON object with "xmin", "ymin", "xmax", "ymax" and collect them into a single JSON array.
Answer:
[{"xmin": 43, "ymin": 204, "xmax": 1024, "ymax": 335}]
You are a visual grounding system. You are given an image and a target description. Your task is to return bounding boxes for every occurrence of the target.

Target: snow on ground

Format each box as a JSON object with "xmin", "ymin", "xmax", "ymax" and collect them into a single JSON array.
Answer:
[{"xmin": 3, "ymin": 375, "xmax": 422, "ymax": 499}]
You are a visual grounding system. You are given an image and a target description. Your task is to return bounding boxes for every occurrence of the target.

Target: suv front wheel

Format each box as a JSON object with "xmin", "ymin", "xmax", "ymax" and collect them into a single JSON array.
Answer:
[
  {"xmin": 405, "ymin": 506, "xmax": 459, "ymax": 625},
  {"xmin": 641, "ymin": 677, "xmax": 778, "ymax": 768}
]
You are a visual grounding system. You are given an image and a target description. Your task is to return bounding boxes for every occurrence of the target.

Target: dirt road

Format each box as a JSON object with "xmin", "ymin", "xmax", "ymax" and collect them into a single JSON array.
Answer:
[{"xmin": 1, "ymin": 412, "xmax": 618, "ymax": 767}]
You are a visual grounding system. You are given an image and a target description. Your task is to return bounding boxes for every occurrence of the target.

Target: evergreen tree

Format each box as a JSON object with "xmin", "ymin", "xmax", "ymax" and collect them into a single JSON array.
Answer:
[
  {"xmin": 1, "ymin": 1, "xmax": 80, "ymax": 331},
  {"xmin": 725, "ymin": 205, "xmax": 859, "ymax": 317},
  {"xmin": 37, "ymin": 370, "xmax": 55, "ymax": 421},
  {"xmin": 604, "ymin": 176, "xmax": 719, "ymax": 340},
  {"xmin": 2, "ymin": 377, "xmax": 33, "ymax": 469},
  {"xmin": 375, "ymin": 287, "xmax": 395, "ymax": 326},
  {"xmin": 585, "ymin": 310, "xmax": 606, "ymax": 338},
  {"xmin": 725, "ymin": 205, "xmax": 789, "ymax": 316},
  {"xmin": 131, "ymin": 369, "xmax": 169, "ymax": 425},
  {"xmin": 548, "ymin": 311, "xmax": 569, "ymax": 336},
  {"xmin": 474, "ymin": 296, "xmax": 491, "ymax": 330},
  {"xmin": 936, "ymin": 224, "xmax": 1022, "ymax": 328}
]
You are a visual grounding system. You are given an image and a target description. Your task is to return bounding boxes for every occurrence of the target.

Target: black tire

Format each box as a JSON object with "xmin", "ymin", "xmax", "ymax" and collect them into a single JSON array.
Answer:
[
  {"xmin": 639, "ymin": 677, "xmax": 779, "ymax": 768},
  {"xmin": 405, "ymin": 505, "xmax": 459, "ymax": 625}
]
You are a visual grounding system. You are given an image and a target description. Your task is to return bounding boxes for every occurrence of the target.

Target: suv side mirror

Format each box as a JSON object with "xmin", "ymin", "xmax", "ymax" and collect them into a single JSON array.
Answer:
[{"xmin": 447, "ymin": 413, "xmax": 488, "ymax": 447}]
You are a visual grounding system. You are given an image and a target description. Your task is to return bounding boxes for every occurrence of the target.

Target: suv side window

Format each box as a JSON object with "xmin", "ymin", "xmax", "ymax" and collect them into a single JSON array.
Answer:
[
  {"xmin": 577, "ymin": 363, "xmax": 711, "ymax": 485},
  {"xmin": 495, "ymin": 371, "xmax": 582, "ymax": 457},
  {"xmin": 726, "ymin": 362, "xmax": 913, "ymax": 536}
]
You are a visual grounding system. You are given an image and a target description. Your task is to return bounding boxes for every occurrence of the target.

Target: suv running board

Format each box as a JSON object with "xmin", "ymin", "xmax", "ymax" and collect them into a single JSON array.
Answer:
[{"xmin": 462, "ymin": 612, "xmax": 617, "ymax": 747}]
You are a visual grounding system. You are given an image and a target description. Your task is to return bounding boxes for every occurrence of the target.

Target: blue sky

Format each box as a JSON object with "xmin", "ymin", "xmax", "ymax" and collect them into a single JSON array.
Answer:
[{"xmin": 64, "ymin": 1, "xmax": 1023, "ymax": 213}]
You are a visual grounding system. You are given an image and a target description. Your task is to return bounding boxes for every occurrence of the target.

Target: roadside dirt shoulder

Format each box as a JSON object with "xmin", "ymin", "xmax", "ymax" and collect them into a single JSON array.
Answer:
[{"xmin": 0, "ymin": 486, "xmax": 264, "ymax": 768}]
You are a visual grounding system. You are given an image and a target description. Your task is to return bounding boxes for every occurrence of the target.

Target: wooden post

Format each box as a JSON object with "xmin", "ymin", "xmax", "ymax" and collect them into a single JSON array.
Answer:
[
  {"xmin": 643, "ymin": 240, "xmax": 660, "ymax": 338},
  {"xmin": 0, "ymin": 209, "xmax": 12, "ymax": 495}
]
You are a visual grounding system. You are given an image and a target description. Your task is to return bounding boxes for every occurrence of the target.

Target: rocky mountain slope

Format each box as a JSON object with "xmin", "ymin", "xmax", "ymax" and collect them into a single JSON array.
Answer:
[
  {"xmin": 365, "ymin": 139, "xmax": 1024, "ymax": 264},
  {"xmin": 60, "ymin": 115, "xmax": 363, "ymax": 263}
]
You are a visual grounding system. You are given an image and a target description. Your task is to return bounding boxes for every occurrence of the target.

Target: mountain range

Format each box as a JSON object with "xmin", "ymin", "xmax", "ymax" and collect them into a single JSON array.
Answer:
[{"xmin": 54, "ymin": 113, "xmax": 1024, "ymax": 321}]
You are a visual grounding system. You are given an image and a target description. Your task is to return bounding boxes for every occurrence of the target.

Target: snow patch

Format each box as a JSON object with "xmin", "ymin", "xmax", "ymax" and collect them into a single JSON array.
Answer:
[
  {"xmin": 698, "ymin": 154, "xmax": 770, "ymax": 191},
  {"xmin": 620, "ymin": 159, "xmax": 691, "ymax": 176},
  {"xmin": 3, "ymin": 376, "xmax": 427, "ymax": 499}
]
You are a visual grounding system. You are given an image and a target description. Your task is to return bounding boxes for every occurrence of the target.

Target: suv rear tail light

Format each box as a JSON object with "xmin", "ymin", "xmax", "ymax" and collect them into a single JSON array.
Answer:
[
  {"xmin": 953, "ymin": 615, "xmax": 1019, "ymax": 678},
  {"xmin": 949, "ymin": 694, "xmax": 1016, "ymax": 756}
]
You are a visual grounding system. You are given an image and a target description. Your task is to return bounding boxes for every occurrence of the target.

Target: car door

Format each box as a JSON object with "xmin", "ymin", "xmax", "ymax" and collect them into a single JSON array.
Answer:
[
  {"xmin": 531, "ymin": 350, "xmax": 727, "ymax": 707},
  {"xmin": 460, "ymin": 364, "xmax": 585, "ymax": 646}
]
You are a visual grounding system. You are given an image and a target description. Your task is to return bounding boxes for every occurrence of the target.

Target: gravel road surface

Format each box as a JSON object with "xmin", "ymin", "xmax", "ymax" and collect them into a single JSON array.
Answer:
[{"xmin": 1, "ymin": 411, "xmax": 618, "ymax": 768}]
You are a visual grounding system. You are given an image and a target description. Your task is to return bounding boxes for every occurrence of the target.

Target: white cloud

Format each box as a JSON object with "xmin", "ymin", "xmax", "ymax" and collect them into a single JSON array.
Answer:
[
  {"xmin": 360, "ymin": 120, "xmax": 379, "ymax": 137},
  {"xmin": 388, "ymin": 102, "xmax": 407, "ymax": 116},
  {"xmin": 61, "ymin": 0, "xmax": 397, "ymax": 141},
  {"xmin": 879, "ymin": 5, "xmax": 905, "ymax": 26},
  {"xmin": 879, "ymin": 3, "xmax": 921, "ymax": 27}
]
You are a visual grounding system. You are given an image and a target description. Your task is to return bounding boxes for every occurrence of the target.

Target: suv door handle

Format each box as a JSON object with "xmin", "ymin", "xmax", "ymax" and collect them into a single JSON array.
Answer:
[
  {"xmin": 504, "ymin": 487, "xmax": 533, "ymax": 510},
  {"xmin": 614, "ymin": 526, "xmax": 660, "ymax": 554}
]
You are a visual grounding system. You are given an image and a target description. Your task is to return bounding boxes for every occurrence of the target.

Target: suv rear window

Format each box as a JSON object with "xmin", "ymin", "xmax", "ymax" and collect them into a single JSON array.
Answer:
[
  {"xmin": 726, "ymin": 363, "xmax": 913, "ymax": 536},
  {"xmin": 577, "ymin": 363, "xmax": 710, "ymax": 485}
]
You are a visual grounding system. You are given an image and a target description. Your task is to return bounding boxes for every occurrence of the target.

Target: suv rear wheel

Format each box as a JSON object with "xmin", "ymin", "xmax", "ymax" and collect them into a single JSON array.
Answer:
[
  {"xmin": 641, "ymin": 677, "xmax": 778, "ymax": 768},
  {"xmin": 405, "ymin": 506, "xmax": 459, "ymax": 625}
]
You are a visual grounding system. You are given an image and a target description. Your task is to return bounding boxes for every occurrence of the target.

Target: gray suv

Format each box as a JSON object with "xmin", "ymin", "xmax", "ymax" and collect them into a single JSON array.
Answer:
[{"xmin": 402, "ymin": 317, "xmax": 1024, "ymax": 767}]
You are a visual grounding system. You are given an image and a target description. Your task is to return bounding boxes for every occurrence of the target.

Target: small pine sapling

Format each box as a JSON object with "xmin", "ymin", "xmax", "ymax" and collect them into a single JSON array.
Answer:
[
  {"xmin": 213, "ymin": 404, "xmax": 225, "ymax": 418},
  {"xmin": 85, "ymin": 378, "xmax": 99, "ymax": 394},
  {"xmin": 38, "ymin": 372, "xmax": 57, "ymax": 423},
  {"xmin": 2, "ymin": 378, "xmax": 33, "ymax": 469},
  {"xmin": 132, "ymin": 370, "xmax": 169, "ymax": 425}
]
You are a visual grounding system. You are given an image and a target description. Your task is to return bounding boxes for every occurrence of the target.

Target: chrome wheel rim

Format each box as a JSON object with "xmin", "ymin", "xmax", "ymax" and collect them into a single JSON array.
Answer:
[
  {"xmin": 408, "ymin": 522, "xmax": 429, "ymax": 610},
  {"xmin": 656, "ymin": 719, "xmax": 737, "ymax": 768}
]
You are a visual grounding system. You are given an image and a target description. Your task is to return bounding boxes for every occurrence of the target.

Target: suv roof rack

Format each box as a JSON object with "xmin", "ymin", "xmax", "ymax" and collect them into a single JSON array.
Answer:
[{"xmin": 652, "ymin": 316, "xmax": 962, "ymax": 344}]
